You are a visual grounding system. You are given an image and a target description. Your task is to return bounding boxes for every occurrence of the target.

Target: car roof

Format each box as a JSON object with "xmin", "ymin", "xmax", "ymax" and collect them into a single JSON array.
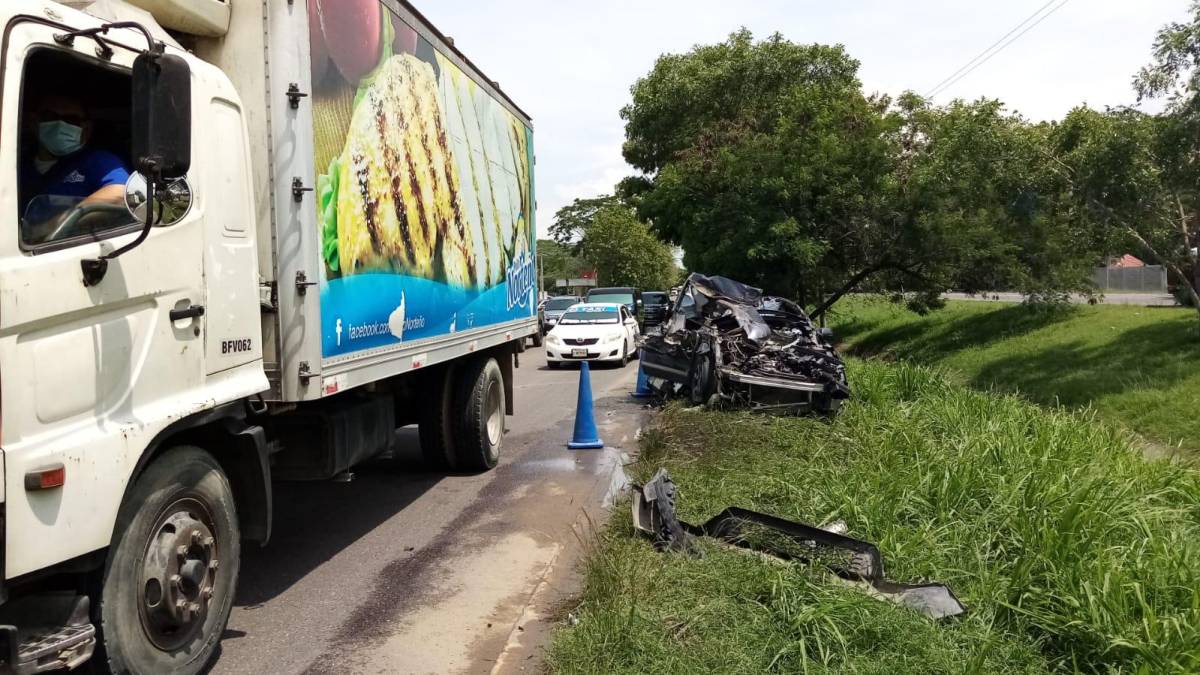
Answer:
[
  {"xmin": 589, "ymin": 287, "xmax": 636, "ymax": 293},
  {"xmin": 567, "ymin": 302, "xmax": 624, "ymax": 310}
]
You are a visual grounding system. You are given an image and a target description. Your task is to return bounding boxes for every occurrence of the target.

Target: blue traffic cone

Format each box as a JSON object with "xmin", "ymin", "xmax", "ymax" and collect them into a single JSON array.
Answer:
[
  {"xmin": 632, "ymin": 357, "xmax": 653, "ymax": 398},
  {"xmin": 568, "ymin": 361, "xmax": 604, "ymax": 449}
]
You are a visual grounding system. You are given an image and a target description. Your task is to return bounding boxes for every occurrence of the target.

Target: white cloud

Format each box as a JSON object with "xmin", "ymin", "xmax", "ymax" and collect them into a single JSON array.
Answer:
[{"xmin": 417, "ymin": 0, "xmax": 1187, "ymax": 239}]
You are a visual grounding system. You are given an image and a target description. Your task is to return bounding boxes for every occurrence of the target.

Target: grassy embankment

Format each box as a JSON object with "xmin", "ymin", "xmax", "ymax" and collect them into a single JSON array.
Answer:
[
  {"xmin": 549, "ymin": 361, "xmax": 1200, "ymax": 674},
  {"xmin": 831, "ymin": 298, "xmax": 1200, "ymax": 456}
]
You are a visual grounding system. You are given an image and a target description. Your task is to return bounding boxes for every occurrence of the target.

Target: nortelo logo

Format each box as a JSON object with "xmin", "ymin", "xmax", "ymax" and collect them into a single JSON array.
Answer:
[{"xmin": 506, "ymin": 248, "xmax": 536, "ymax": 310}]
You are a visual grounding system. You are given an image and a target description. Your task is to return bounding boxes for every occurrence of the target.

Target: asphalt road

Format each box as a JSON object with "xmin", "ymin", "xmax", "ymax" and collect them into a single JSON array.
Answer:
[{"xmin": 205, "ymin": 348, "xmax": 644, "ymax": 675}]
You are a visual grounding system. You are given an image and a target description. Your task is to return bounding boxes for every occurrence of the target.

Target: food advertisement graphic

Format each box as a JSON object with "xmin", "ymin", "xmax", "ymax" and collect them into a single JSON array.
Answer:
[{"xmin": 309, "ymin": 0, "xmax": 536, "ymax": 359}]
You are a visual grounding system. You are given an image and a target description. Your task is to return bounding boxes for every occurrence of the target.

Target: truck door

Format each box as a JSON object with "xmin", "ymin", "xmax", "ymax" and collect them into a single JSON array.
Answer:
[
  {"xmin": 0, "ymin": 25, "xmax": 207, "ymax": 578},
  {"xmin": 201, "ymin": 98, "xmax": 261, "ymax": 373}
]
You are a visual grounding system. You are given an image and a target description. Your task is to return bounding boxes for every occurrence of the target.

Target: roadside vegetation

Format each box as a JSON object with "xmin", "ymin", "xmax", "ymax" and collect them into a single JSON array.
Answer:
[
  {"xmin": 549, "ymin": 360, "xmax": 1200, "ymax": 674},
  {"xmin": 835, "ymin": 297, "xmax": 1200, "ymax": 455}
]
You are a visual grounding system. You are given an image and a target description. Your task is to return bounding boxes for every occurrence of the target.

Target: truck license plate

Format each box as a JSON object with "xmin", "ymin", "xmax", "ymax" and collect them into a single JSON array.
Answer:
[{"xmin": 571, "ymin": 348, "xmax": 588, "ymax": 358}]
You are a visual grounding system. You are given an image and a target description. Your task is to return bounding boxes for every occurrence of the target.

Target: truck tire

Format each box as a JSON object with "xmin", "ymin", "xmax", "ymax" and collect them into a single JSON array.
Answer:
[
  {"xmin": 100, "ymin": 446, "xmax": 240, "ymax": 675},
  {"xmin": 531, "ymin": 331, "xmax": 543, "ymax": 348},
  {"xmin": 418, "ymin": 366, "xmax": 457, "ymax": 469},
  {"xmin": 453, "ymin": 357, "xmax": 504, "ymax": 471}
]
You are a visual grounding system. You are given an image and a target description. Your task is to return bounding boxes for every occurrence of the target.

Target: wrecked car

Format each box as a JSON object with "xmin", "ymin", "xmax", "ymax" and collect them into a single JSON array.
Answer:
[{"xmin": 639, "ymin": 273, "xmax": 850, "ymax": 414}]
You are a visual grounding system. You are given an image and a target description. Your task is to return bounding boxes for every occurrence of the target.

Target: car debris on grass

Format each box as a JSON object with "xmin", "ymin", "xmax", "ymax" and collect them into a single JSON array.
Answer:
[
  {"xmin": 630, "ymin": 469, "xmax": 966, "ymax": 620},
  {"xmin": 638, "ymin": 274, "xmax": 849, "ymax": 415}
]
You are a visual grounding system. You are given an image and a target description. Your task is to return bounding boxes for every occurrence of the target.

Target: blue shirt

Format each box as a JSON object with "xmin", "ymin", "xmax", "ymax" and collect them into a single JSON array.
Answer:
[{"xmin": 22, "ymin": 148, "xmax": 130, "ymax": 214}]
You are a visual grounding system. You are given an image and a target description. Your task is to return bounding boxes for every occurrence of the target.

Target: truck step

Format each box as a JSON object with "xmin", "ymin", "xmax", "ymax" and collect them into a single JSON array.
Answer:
[{"xmin": 0, "ymin": 593, "xmax": 96, "ymax": 674}]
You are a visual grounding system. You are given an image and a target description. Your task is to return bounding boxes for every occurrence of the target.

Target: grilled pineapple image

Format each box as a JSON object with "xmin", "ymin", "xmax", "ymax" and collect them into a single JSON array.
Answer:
[
  {"xmin": 335, "ymin": 54, "xmax": 477, "ymax": 287},
  {"xmin": 435, "ymin": 54, "xmax": 535, "ymax": 286},
  {"xmin": 322, "ymin": 48, "xmax": 533, "ymax": 291}
]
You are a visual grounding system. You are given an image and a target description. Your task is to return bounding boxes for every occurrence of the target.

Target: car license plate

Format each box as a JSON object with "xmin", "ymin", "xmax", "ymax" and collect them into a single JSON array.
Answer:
[{"xmin": 571, "ymin": 348, "xmax": 588, "ymax": 358}]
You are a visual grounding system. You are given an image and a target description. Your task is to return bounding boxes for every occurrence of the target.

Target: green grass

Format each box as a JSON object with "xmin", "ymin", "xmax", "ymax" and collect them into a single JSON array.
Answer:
[
  {"xmin": 832, "ymin": 298, "xmax": 1200, "ymax": 455},
  {"xmin": 549, "ymin": 361, "xmax": 1200, "ymax": 674}
]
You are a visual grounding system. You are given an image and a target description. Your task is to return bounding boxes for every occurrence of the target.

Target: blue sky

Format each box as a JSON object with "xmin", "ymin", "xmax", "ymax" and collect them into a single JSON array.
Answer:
[{"xmin": 417, "ymin": 0, "xmax": 1186, "ymax": 238}]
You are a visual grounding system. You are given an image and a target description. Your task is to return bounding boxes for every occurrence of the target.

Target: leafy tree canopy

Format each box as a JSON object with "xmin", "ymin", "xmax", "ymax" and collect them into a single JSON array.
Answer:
[
  {"xmin": 579, "ymin": 204, "xmax": 679, "ymax": 291},
  {"xmin": 536, "ymin": 238, "xmax": 591, "ymax": 293},
  {"xmin": 549, "ymin": 195, "xmax": 625, "ymax": 252},
  {"xmin": 619, "ymin": 29, "xmax": 1102, "ymax": 314}
]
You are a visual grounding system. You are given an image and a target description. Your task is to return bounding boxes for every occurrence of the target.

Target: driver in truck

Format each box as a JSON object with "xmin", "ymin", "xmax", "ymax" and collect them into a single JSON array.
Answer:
[{"xmin": 19, "ymin": 92, "xmax": 130, "ymax": 243}]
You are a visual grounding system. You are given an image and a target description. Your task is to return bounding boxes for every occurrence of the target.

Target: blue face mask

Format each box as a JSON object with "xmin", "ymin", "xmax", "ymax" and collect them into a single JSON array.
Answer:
[{"xmin": 38, "ymin": 120, "xmax": 84, "ymax": 157}]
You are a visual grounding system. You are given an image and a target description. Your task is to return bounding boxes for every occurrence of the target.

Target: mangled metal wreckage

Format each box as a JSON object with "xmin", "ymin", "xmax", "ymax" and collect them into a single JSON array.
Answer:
[{"xmin": 639, "ymin": 274, "xmax": 850, "ymax": 414}]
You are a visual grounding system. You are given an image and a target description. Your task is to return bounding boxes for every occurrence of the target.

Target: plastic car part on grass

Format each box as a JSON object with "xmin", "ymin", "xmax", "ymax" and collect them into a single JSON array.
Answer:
[{"xmin": 631, "ymin": 469, "xmax": 967, "ymax": 620}]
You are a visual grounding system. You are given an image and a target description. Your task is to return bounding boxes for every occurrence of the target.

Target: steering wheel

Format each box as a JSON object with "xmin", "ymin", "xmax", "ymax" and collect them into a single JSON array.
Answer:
[{"xmin": 46, "ymin": 203, "xmax": 134, "ymax": 242}]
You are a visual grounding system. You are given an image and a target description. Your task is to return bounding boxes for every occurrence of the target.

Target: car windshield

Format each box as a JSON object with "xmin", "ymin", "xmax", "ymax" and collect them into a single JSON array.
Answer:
[
  {"xmin": 589, "ymin": 292, "xmax": 633, "ymax": 305},
  {"xmin": 545, "ymin": 298, "xmax": 579, "ymax": 310},
  {"xmin": 643, "ymin": 293, "xmax": 668, "ymax": 305},
  {"xmin": 559, "ymin": 308, "xmax": 620, "ymax": 324}
]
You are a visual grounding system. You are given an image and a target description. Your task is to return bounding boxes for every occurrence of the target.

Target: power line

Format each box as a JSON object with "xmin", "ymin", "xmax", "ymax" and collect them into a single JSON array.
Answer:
[
  {"xmin": 924, "ymin": 0, "xmax": 1058, "ymax": 97},
  {"xmin": 924, "ymin": 0, "xmax": 1070, "ymax": 99}
]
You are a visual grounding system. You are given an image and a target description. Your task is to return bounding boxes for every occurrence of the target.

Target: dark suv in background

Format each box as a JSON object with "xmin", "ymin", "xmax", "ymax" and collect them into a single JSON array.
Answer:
[
  {"xmin": 586, "ymin": 287, "xmax": 642, "ymax": 319},
  {"xmin": 641, "ymin": 291, "xmax": 670, "ymax": 327}
]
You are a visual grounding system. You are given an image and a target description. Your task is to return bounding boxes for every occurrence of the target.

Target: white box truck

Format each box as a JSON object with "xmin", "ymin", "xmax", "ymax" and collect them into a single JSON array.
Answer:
[{"xmin": 0, "ymin": 0, "xmax": 538, "ymax": 672}]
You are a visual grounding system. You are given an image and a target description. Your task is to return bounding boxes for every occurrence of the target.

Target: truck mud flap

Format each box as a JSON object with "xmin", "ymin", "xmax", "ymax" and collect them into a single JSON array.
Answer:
[{"xmin": 631, "ymin": 469, "xmax": 966, "ymax": 620}]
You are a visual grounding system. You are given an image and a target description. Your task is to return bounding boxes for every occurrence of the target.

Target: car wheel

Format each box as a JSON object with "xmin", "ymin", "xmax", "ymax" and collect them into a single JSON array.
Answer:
[
  {"xmin": 547, "ymin": 360, "xmax": 561, "ymax": 370},
  {"xmin": 689, "ymin": 352, "xmax": 716, "ymax": 406},
  {"xmin": 620, "ymin": 341, "xmax": 630, "ymax": 367},
  {"xmin": 101, "ymin": 446, "xmax": 239, "ymax": 675}
]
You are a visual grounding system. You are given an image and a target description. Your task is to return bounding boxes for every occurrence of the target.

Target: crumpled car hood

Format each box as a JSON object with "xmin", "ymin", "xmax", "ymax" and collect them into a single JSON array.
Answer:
[{"xmin": 686, "ymin": 274, "xmax": 850, "ymax": 403}]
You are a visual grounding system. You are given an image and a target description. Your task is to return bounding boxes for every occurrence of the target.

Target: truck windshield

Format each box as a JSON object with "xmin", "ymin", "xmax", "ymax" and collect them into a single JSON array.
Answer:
[
  {"xmin": 545, "ymin": 298, "xmax": 579, "ymax": 311},
  {"xmin": 559, "ymin": 308, "xmax": 620, "ymax": 324}
]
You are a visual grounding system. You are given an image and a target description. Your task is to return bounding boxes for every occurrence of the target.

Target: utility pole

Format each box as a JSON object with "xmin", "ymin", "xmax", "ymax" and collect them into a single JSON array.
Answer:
[{"xmin": 538, "ymin": 250, "xmax": 545, "ymax": 298}]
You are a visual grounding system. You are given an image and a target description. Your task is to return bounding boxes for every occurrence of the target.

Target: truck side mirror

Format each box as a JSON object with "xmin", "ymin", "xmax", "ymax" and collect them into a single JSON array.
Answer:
[
  {"xmin": 82, "ymin": 52, "xmax": 193, "ymax": 287},
  {"xmin": 132, "ymin": 53, "xmax": 191, "ymax": 180}
]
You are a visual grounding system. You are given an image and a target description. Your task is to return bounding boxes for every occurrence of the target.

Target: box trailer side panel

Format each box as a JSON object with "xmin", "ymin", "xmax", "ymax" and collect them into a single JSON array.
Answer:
[{"xmin": 308, "ymin": 1, "xmax": 537, "ymax": 373}]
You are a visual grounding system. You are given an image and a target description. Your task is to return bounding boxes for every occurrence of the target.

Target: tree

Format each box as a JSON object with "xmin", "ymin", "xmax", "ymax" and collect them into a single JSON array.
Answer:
[
  {"xmin": 867, "ymin": 95, "xmax": 1101, "ymax": 311},
  {"xmin": 549, "ymin": 195, "xmax": 624, "ymax": 251},
  {"xmin": 621, "ymin": 30, "xmax": 894, "ymax": 308},
  {"xmin": 620, "ymin": 30, "xmax": 1099, "ymax": 315},
  {"xmin": 536, "ymin": 238, "xmax": 590, "ymax": 293},
  {"xmin": 579, "ymin": 205, "xmax": 678, "ymax": 290},
  {"xmin": 1044, "ymin": 107, "xmax": 1200, "ymax": 315},
  {"xmin": 1128, "ymin": 2, "xmax": 1200, "ymax": 315}
]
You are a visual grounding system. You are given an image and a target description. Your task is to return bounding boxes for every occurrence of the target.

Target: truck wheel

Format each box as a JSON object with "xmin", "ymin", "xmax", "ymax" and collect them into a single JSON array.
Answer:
[
  {"xmin": 101, "ymin": 446, "xmax": 239, "ymax": 675},
  {"xmin": 531, "ymin": 331, "xmax": 544, "ymax": 348},
  {"xmin": 418, "ymin": 366, "xmax": 456, "ymax": 469},
  {"xmin": 453, "ymin": 357, "xmax": 504, "ymax": 471}
]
